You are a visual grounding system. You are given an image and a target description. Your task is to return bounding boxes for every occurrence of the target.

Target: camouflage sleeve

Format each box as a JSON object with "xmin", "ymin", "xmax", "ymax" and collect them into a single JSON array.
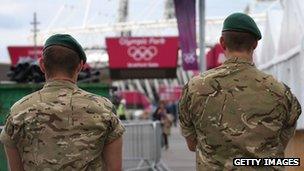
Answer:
[
  {"xmin": 105, "ymin": 105, "xmax": 125, "ymax": 144},
  {"xmin": 0, "ymin": 115, "xmax": 20, "ymax": 147},
  {"xmin": 280, "ymin": 85, "xmax": 302, "ymax": 146},
  {"xmin": 179, "ymin": 83, "xmax": 196, "ymax": 138}
]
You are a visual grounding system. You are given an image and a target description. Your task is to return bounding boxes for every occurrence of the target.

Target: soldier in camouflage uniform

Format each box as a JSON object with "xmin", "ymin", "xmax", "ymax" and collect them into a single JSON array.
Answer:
[
  {"xmin": 179, "ymin": 13, "xmax": 302, "ymax": 171},
  {"xmin": 0, "ymin": 34, "xmax": 125, "ymax": 171}
]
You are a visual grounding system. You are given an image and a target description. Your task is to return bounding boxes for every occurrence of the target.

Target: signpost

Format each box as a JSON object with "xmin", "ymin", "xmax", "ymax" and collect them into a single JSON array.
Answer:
[
  {"xmin": 106, "ymin": 36, "xmax": 179, "ymax": 79},
  {"xmin": 7, "ymin": 46, "xmax": 43, "ymax": 66}
]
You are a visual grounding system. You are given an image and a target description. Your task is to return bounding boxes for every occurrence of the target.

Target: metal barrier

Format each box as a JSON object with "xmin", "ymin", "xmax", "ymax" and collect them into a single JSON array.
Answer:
[
  {"xmin": 0, "ymin": 122, "xmax": 169, "ymax": 171},
  {"xmin": 122, "ymin": 121, "xmax": 169, "ymax": 171}
]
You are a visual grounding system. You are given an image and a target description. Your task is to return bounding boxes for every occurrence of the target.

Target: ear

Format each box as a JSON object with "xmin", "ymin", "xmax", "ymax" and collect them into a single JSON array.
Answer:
[
  {"xmin": 253, "ymin": 40, "xmax": 258, "ymax": 50},
  {"xmin": 76, "ymin": 60, "xmax": 84, "ymax": 73},
  {"xmin": 220, "ymin": 36, "xmax": 226, "ymax": 50},
  {"xmin": 38, "ymin": 57, "xmax": 46, "ymax": 74}
]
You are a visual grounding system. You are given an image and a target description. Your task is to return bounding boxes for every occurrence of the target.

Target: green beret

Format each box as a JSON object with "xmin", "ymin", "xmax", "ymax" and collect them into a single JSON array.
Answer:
[
  {"xmin": 43, "ymin": 34, "xmax": 86, "ymax": 63},
  {"xmin": 222, "ymin": 13, "xmax": 262, "ymax": 40}
]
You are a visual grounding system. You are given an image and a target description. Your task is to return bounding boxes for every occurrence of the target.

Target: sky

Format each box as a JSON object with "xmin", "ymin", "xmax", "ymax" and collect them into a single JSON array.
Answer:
[{"xmin": 0, "ymin": 0, "xmax": 271, "ymax": 64}]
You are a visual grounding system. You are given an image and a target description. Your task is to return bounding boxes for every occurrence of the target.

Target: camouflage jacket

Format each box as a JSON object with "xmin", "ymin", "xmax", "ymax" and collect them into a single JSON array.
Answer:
[
  {"xmin": 0, "ymin": 80, "xmax": 125, "ymax": 171},
  {"xmin": 179, "ymin": 57, "xmax": 301, "ymax": 171}
]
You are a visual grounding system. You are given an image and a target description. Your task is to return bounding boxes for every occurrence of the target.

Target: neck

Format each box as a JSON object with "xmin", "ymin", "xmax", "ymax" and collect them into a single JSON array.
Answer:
[
  {"xmin": 225, "ymin": 51, "xmax": 253, "ymax": 61},
  {"xmin": 46, "ymin": 75, "xmax": 77, "ymax": 84}
]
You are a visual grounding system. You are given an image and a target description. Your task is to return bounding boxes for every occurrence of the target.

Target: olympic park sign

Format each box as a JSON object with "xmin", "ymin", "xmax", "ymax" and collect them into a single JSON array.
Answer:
[{"xmin": 106, "ymin": 36, "xmax": 179, "ymax": 79}]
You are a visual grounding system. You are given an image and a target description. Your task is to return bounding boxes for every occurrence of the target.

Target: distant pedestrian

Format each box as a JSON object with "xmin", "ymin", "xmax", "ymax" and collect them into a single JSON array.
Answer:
[
  {"xmin": 139, "ymin": 110, "xmax": 151, "ymax": 120},
  {"xmin": 117, "ymin": 99, "xmax": 127, "ymax": 120},
  {"xmin": 166, "ymin": 100, "xmax": 178, "ymax": 127},
  {"xmin": 0, "ymin": 34, "xmax": 125, "ymax": 171},
  {"xmin": 179, "ymin": 13, "xmax": 301, "ymax": 170},
  {"xmin": 153, "ymin": 101, "xmax": 172, "ymax": 149}
]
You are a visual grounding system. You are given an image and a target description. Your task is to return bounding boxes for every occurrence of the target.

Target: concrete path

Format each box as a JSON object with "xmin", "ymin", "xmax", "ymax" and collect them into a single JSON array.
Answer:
[{"xmin": 162, "ymin": 126, "xmax": 196, "ymax": 171}]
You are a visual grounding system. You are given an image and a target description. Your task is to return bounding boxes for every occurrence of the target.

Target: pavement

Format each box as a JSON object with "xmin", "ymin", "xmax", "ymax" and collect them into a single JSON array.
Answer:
[{"xmin": 162, "ymin": 126, "xmax": 196, "ymax": 171}]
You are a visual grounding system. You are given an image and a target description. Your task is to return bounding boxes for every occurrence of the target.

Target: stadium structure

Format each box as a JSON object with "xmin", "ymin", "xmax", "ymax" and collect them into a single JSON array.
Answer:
[{"xmin": 33, "ymin": 0, "xmax": 304, "ymax": 129}]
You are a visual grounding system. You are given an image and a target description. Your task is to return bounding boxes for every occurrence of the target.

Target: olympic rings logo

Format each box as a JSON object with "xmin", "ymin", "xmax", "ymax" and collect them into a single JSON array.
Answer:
[{"xmin": 127, "ymin": 46, "xmax": 158, "ymax": 61}]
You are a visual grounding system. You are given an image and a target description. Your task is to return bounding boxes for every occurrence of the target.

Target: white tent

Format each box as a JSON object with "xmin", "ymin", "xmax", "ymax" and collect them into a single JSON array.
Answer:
[
  {"xmin": 257, "ymin": 10, "xmax": 282, "ymax": 65},
  {"xmin": 257, "ymin": 0, "xmax": 304, "ymax": 129}
]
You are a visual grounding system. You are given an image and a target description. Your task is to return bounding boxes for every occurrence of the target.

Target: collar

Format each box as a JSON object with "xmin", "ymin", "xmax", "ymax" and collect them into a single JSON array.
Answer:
[
  {"xmin": 223, "ymin": 57, "xmax": 255, "ymax": 66},
  {"xmin": 43, "ymin": 80, "xmax": 78, "ymax": 90}
]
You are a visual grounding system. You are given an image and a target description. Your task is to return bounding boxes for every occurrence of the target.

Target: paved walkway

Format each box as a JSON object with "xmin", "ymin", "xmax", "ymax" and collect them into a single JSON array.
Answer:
[{"xmin": 162, "ymin": 126, "xmax": 196, "ymax": 171}]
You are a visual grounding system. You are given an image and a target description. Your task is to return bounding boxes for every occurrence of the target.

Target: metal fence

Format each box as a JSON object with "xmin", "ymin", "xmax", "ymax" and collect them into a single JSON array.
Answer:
[
  {"xmin": 0, "ymin": 122, "xmax": 169, "ymax": 171},
  {"xmin": 122, "ymin": 121, "xmax": 169, "ymax": 171}
]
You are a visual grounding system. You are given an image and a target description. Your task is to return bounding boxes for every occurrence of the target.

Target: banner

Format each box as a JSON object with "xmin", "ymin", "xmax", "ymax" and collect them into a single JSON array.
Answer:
[
  {"xmin": 206, "ymin": 44, "xmax": 226, "ymax": 70},
  {"xmin": 118, "ymin": 91, "xmax": 151, "ymax": 109},
  {"xmin": 106, "ymin": 37, "xmax": 179, "ymax": 69},
  {"xmin": 159, "ymin": 85, "xmax": 183, "ymax": 102},
  {"xmin": 8, "ymin": 46, "xmax": 43, "ymax": 66},
  {"xmin": 174, "ymin": 0, "xmax": 199, "ymax": 70}
]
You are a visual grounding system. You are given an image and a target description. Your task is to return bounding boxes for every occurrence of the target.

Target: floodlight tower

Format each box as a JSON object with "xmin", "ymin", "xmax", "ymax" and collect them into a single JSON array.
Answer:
[
  {"xmin": 118, "ymin": 0, "xmax": 130, "ymax": 36},
  {"xmin": 164, "ymin": 0, "xmax": 175, "ymax": 19},
  {"xmin": 31, "ymin": 12, "xmax": 40, "ymax": 59}
]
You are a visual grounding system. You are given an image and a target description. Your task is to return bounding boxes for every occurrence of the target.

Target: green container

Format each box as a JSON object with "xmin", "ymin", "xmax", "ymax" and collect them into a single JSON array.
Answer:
[{"xmin": 0, "ymin": 83, "xmax": 110, "ymax": 171}]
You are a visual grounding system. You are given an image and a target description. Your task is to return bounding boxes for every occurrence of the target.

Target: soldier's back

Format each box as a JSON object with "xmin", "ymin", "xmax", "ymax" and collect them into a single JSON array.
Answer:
[
  {"xmin": 1, "ymin": 80, "xmax": 124, "ymax": 171},
  {"xmin": 181, "ymin": 57, "xmax": 301, "ymax": 170}
]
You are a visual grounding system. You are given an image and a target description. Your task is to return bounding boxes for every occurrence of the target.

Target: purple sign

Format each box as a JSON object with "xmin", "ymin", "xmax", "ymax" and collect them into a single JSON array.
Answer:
[{"xmin": 174, "ymin": 0, "xmax": 199, "ymax": 70}]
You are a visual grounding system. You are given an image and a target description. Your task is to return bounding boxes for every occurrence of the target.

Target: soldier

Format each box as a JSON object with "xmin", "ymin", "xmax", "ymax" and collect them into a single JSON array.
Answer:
[
  {"xmin": 0, "ymin": 34, "xmax": 125, "ymax": 171},
  {"xmin": 179, "ymin": 13, "xmax": 301, "ymax": 170}
]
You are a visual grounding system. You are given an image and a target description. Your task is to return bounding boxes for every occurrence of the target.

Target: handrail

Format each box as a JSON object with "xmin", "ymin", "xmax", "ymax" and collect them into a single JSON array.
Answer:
[{"xmin": 258, "ymin": 45, "xmax": 301, "ymax": 70}]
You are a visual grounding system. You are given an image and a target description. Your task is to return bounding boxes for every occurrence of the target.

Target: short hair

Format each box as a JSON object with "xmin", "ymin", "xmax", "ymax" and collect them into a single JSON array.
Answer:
[
  {"xmin": 222, "ymin": 31, "xmax": 257, "ymax": 52},
  {"xmin": 43, "ymin": 45, "xmax": 81, "ymax": 77}
]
